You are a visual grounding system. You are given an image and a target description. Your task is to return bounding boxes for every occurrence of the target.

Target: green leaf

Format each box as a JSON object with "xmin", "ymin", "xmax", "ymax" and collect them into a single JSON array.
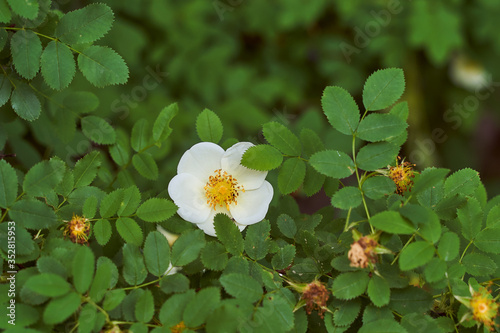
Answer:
[
  {"xmin": 73, "ymin": 151, "xmax": 102, "ymax": 188},
  {"xmin": 117, "ymin": 185, "xmax": 141, "ymax": 216},
  {"xmin": 78, "ymin": 303, "xmax": 97, "ymax": 333},
  {"xmin": 7, "ymin": 0, "xmax": 38, "ymax": 19},
  {"xmin": 201, "ymin": 241, "xmax": 228, "ymax": 271},
  {"xmin": 160, "ymin": 274, "xmax": 190, "ymax": 294},
  {"xmin": 135, "ymin": 289, "xmax": 154, "ymax": 323},
  {"xmin": 277, "ymin": 214, "xmax": 296, "ymax": 238},
  {"xmin": 72, "ymin": 246, "xmax": 95, "ymax": 294},
  {"xmin": 220, "ymin": 273, "xmax": 262, "ymax": 303},
  {"xmin": 244, "ymin": 220, "xmax": 271, "ymax": 260},
  {"xmin": 300, "ymin": 128, "xmax": 324, "ymax": 158},
  {"xmin": 458, "ymin": 197, "xmax": 483, "ymax": 241},
  {"xmin": 159, "ymin": 290, "xmax": 195, "ymax": 327},
  {"xmin": 363, "ymin": 68, "xmax": 405, "ymax": 111},
  {"xmin": 272, "ymin": 244, "xmax": 296, "ymax": 270},
  {"xmin": 0, "ymin": 160, "xmax": 18, "ymax": 209},
  {"xmin": 334, "ymin": 299, "xmax": 361, "ymax": 327},
  {"xmin": 487, "ymin": 205, "xmax": 500, "ymax": 228},
  {"xmin": 390, "ymin": 101, "xmax": 409, "ymax": 121},
  {"xmin": 62, "ymin": 91, "xmax": 99, "ymax": 114},
  {"xmin": 423, "ymin": 258, "xmax": 446, "ymax": 283},
  {"xmin": 214, "ymin": 214, "xmax": 244, "ymax": 256},
  {"xmin": 359, "ymin": 319, "xmax": 406, "ymax": 333},
  {"xmin": 11, "ymin": 29, "xmax": 42, "ymax": 79},
  {"xmin": 322, "ymin": 86, "xmax": 360, "ymax": 135},
  {"xmin": 241, "ymin": 144, "xmax": 283, "ymax": 171},
  {"xmin": 474, "ymin": 228, "xmax": 500, "ymax": 254},
  {"xmin": 331, "ymin": 271, "xmax": 369, "ymax": 300},
  {"xmin": 93, "ymin": 219, "xmax": 111, "ymax": 246},
  {"xmin": 389, "ymin": 287, "xmax": 433, "ymax": 316},
  {"xmin": 78, "ymin": 45, "xmax": 128, "ymax": 87},
  {"xmin": 131, "ymin": 119, "xmax": 151, "ymax": 152},
  {"xmin": 401, "ymin": 313, "xmax": 445, "ymax": 333},
  {"xmin": 136, "ymin": 198, "xmax": 177, "ymax": 222},
  {"xmin": 122, "ymin": 244, "xmax": 147, "ymax": 286},
  {"xmin": 89, "ymin": 259, "xmax": 113, "ymax": 302},
  {"xmin": 437, "ymin": 232, "xmax": 459, "ymax": 261},
  {"xmin": 144, "ymin": 231, "xmax": 170, "ymax": 277},
  {"xmin": 367, "ymin": 275, "xmax": 390, "ymax": 307},
  {"xmin": 10, "ymin": 82, "xmax": 41, "ymax": 121},
  {"xmin": 356, "ymin": 113, "xmax": 407, "ymax": 142},
  {"xmin": 0, "ymin": 224, "xmax": 34, "ymax": 256},
  {"xmin": 9, "ymin": 199, "xmax": 57, "ymax": 229},
  {"xmin": 253, "ymin": 294, "xmax": 294, "ymax": 332},
  {"xmin": 331, "ymin": 186, "xmax": 362, "ymax": 209},
  {"xmin": 116, "ymin": 217, "xmax": 143, "ymax": 246},
  {"xmin": 83, "ymin": 196, "xmax": 98, "ymax": 219},
  {"xmin": 100, "ymin": 188, "xmax": 124, "ymax": 218},
  {"xmin": 444, "ymin": 168, "xmax": 480, "ymax": 198},
  {"xmin": 23, "ymin": 158, "xmax": 65, "ymax": 197},
  {"xmin": 43, "ymin": 291, "xmax": 80, "ymax": 325},
  {"xmin": 196, "ymin": 108, "xmax": 223, "ymax": 143},
  {"xmin": 362, "ymin": 176, "xmax": 396, "ymax": 200},
  {"xmin": 0, "ymin": 74, "xmax": 12, "ymax": 107},
  {"xmin": 399, "ymin": 241, "xmax": 435, "ymax": 271},
  {"xmin": 399, "ymin": 204, "xmax": 441, "ymax": 243},
  {"xmin": 81, "ymin": 115, "xmax": 116, "ymax": 145},
  {"xmin": 103, "ymin": 289, "xmax": 126, "ymax": 311},
  {"xmin": 153, "ymin": 103, "xmax": 178, "ymax": 142},
  {"xmin": 0, "ymin": 1, "xmax": 12, "ymax": 23},
  {"xmin": 309, "ymin": 150, "xmax": 355, "ymax": 179},
  {"xmin": 370, "ymin": 211, "xmax": 415, "ymax": 234},
  {"xmin": 56, "ymin": 3, "xmax": 114, "ymax": 45},
  {"xmin": 303, "ymin": 164, "xmax": 326, "ymax": 197},
  {"xmin": 356, "ymin": 142, "xmax": 399, "ymax": 171},
  {"xmin": 278, "ymin": 158, "xmax": 306, "ymax": 195},
  {"xmin": 263, "ymin": 121, "xmax": 301, "ymax": 156},
  {"xmin": 171, "ymin": 229, "xmax": 206, "ymax": 266},
  {"xmin": 40, "ymin": 41, "xmax": 75, "ymax": 90},
  {"xmin": 132, "ymin": 152, "xmax": 158, "ymax": 180},
  {"xmin": 411, "ymin": 167, "xmax": 449, "ymax": 196},
  {"xmin": 25, "ymin": 273, "xmax": 70, "ymax": 297},
  {"xmin": 183, "ymin": 287, "xmax": 221, "ymax": 327},
  {"xmin": 462, "ymin": 252, "xmax": 497, "ymax": 276}
]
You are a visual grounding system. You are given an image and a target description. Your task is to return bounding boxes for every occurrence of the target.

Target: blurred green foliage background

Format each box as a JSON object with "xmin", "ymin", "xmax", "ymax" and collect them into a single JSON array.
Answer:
[{"xmin": 2, "ymin": 0, "xmax": 500, "ymax": 199}]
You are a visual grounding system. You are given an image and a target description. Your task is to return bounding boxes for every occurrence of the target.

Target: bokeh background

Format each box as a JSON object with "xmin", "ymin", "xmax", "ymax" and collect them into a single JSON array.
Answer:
[{"xmin": 2, "ymin": 0, "xmax": 500, "ymax": 200}]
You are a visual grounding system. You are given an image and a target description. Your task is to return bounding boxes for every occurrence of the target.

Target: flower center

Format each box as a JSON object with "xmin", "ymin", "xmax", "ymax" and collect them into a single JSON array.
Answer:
[{"xmin": 204, "ymin": 169, "xmax": 244, "ymax": 210}]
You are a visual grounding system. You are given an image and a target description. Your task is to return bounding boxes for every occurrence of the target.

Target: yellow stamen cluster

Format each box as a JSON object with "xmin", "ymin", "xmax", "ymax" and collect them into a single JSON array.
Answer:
[
  {"xmin": 470, "ymin": 286, "xmax": 499, "ymax": 331},
  {"xmin": 348, "ymin": 236, "xmax": 378, "ymax": 268},
  {"xmin": 302, "ymin": 281, "xmax": 330, "ymax": 319},
  {"xmin": 388, "ymin": 156, "xmax": 415, "ymax": 195},
  {"xmin": 63, "ymin": 214, "xmax": 90, "ymax": 244},
  {"xmin": 204, "ymin": 169, "xmax": 244, "ymax": 210},
  {"xmin": 170, "ymin": 321, "xmax": 187, "ymax": 333}
]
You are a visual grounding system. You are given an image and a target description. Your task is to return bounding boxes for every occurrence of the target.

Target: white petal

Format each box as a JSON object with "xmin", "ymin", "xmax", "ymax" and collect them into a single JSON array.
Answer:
[
  {"xmin": 196, "ymin": 210, "xmax": 246, "ymax": 237},
  {"xmin": 221, "ymin": 142, "xmax": 267, "ymax": 190},
  {"xmin": 177, "ymin": 142, "xmax": 225, "ymax": 182},
  {"xmin": 168, "ymin": 173, "xmax": 211, "ymax": 224},
  {"xmin": 229, "ymin": 181, "xmax": 273, "ymax": 225},
  {"xmin": 156, "ymin": 225, "xmax": 179, "ymax": 246}
]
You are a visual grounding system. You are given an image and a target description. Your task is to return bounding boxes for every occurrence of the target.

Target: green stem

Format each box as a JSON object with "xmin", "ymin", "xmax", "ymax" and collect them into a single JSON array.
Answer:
[
  {"xmin": 0, "ymin": 65, "xmax": 16, "ymax": 89},
  {"xmin": 459, "ymin": 240, "xmax": 473, "ymax": 263},
  {"xmin": 344, "ymin": 207, "xmax": 352, "ymax": 232},
  {"xmin": 0, "ymin": 208, "xmax": 8, "ymax": 223},
  {"xmin": 352, "ymin": 135, "xmax": 374, "ymax": 233},
  {"xmin": 121, "ymin": 277, "xmax": 162, "ymax": 291},
  {"xmin": 391, "ymin": 234, "xmax": 416, "ymax": 265},
  {"xmin": 111, "ymin": 321, "xmax": 161, "ymax": 328},
  {"xmin": 83, "ymin": 297, "xmax": 110, "ymax": 323}
]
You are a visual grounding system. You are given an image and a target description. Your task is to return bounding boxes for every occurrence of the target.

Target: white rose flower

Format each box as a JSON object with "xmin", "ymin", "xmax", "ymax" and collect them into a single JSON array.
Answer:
[{"xmin": 168, "ymin": 142, "xmax": 273, "ymax": 236}]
